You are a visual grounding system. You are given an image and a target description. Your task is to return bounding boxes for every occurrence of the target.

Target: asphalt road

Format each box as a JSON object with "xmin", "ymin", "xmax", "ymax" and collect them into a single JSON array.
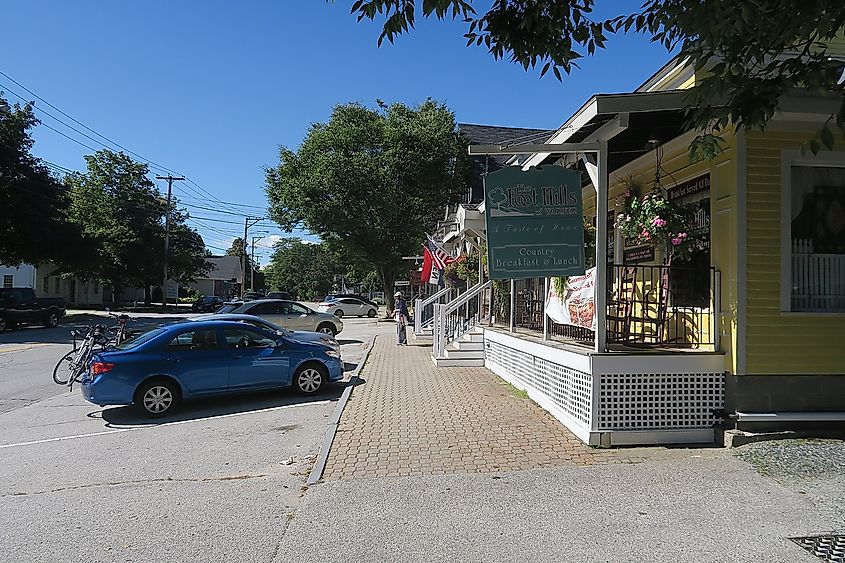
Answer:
[{"xmin": 0, "ymin": 313, "xmax": 381, "ymax": 563}]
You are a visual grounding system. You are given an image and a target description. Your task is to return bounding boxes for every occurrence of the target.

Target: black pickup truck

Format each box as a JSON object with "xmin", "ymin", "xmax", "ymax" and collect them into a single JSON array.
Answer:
[{"xmin": 0, "ymin": 287, "xmax": 66, "ymax": 332}]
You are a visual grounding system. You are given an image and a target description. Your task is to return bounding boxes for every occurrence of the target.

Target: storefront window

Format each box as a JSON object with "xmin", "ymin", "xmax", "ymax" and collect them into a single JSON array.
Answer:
[{"xmin": 789, "ymin": 165, "xmax": 845, "ymax": 312}]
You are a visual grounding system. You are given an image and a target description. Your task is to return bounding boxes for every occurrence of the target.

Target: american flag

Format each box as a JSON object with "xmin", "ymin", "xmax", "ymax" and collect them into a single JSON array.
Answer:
[{"xmin": 425, "ymin": 235, "xmax": 457, "ymax": 270}]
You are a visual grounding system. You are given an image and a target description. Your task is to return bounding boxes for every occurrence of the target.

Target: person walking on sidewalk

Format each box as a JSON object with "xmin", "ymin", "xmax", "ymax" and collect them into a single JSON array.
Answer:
[{"xmin": 394, "ymin": 291, "xmax": 410, "ymax": 345}]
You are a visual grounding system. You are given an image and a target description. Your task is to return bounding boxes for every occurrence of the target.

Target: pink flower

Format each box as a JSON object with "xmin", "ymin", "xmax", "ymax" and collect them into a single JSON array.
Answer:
[
  {"xmin": 671, "ymin": 237, "xmax": 682, "ymax": 246},
  {"xmin": 651, "ymin": 216, "xmax": 667, "ymax": 228}
]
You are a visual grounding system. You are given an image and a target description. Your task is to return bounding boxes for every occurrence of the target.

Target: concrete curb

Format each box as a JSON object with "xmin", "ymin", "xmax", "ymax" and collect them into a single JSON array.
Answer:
[{"xmin": 306, "ymin": 334, "xmax": 378, "ymax": 486}]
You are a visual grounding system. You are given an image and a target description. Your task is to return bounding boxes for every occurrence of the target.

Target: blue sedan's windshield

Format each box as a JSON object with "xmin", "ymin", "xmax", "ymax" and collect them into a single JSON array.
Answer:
[{"xmin": 114, "ymin": 328, "xmax": 166, "ymax": 351}]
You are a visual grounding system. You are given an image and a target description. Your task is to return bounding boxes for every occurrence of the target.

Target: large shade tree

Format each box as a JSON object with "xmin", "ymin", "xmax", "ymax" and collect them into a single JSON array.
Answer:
[
  {"xmin": 0, "ymin": 95, "xmax": 79, "ymax": 266},
  {"xmin": 264, "ymin": 236, "xmax": 377, "ymax": 300},
  {"xmin": 265, "ymin": 100, "xmax": 468, "ymax": 309},
  {"xmin": 263, "ymin": 238, "xmax": 335, "ymax": 300},
  {"xmin": 338, "ymin": 0, "xmax": 845, "ymax": 155},
  {"xmin": 65, "ymin": 150, "xmax": 210, "ymax": 303}
]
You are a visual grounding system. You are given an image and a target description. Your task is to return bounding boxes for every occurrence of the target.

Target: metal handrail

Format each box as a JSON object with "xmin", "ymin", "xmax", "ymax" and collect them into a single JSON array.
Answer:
[
  {"xmin": 443, "ymin": 280, "xmax": 491, "ymax": 315},
  {"xmin": 432, "ymin": 280, "xmax": 492, "ymax": 358},
  {"xmin": 414, "ymin": 286, "xmax": 453, "ymax": 334}
]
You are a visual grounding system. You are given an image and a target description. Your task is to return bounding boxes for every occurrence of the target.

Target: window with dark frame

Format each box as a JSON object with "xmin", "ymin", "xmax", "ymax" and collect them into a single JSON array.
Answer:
[
  {"xmin": 789, "ymin": 165, "xmax": 845, "ymax": 311},
  {"xmin": 668, "ymin": 187, "xmax": 711, "ymax": 309}
]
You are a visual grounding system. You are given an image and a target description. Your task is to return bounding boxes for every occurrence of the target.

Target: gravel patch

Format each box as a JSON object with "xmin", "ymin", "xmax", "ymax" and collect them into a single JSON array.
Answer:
[{"xmin": 734, "ymin": 439, "xmax": 845, "ymax": 530}]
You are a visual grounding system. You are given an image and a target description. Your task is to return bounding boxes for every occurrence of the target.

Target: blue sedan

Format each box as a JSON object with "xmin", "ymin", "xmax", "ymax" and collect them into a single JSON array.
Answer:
[{"xmin": 80, "ymin": 320, "xmax": 343, "ymax": 417}]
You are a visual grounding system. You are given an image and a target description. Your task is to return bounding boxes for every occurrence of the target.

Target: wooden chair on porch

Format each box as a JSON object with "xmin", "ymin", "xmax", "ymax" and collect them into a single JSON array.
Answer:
[
  {"xmin": 629, "ymin": 263, "xmax": 673, "ymax": 345},
  {"xmin": 606, "ymin": 265, "xmax": 637, "ymax": 343}
]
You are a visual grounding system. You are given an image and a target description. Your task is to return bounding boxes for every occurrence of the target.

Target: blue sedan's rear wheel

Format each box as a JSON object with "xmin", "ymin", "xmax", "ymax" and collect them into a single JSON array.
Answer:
[
  {"xmin": 295, "ymin": 364, "xmax": 326, "ymax": 395},
  {"xmin": 135, "ymin": 378, "xmax": 179, "ymax": 418}
]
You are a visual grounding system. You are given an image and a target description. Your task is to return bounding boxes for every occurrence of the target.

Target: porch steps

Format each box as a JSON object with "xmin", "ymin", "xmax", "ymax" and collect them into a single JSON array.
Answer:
[
  {"xmin": 430, "ymin": 357, "xmax": 486, "ymax": 367},
  {"xmin": 452, "ymin": 340, "xmax": 484, "ymax": 351},
  {"xmin": 430, "ymin": 328, "xmax": 486, "ymax": 368}
]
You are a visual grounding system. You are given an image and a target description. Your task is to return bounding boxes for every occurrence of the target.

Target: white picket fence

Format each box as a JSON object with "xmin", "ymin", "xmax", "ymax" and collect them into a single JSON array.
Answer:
[{"xmin": 791, "ymin": 239, "xmax": 845, "ymax": 311}]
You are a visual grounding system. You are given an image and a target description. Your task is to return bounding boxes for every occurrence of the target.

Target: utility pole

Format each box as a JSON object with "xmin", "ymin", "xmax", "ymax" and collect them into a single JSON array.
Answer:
[
  {"xmin": 241, "ymin": 216, "xmax": 265, "ymax": 297},
  {"xmin": 250, "ymin": 232, "xmax": 269, "ymax": 294},
  {"xmin": 156, "ymin": 175, "xmax": 185, "ymax": 307}
]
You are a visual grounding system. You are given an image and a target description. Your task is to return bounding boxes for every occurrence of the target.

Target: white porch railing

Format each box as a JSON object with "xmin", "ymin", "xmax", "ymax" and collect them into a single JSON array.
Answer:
[
  {"xmin": 432, "ymin": 280, "xmax": 492, "ymax": 358},
  {"xmin": 792, "ymin": 238, "xmax": 845, "ymax": 311},
  {"xmin": 414, "ymin": 286, "xmax": 453, "ymax": 335}
]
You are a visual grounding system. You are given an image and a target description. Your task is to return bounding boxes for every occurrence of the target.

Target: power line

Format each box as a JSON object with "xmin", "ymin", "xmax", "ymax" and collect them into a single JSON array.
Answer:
[
  {"xmin": 0, "ymin": 70, "xmax": 183, "ymax": 178},
  {"xmin": 1, "ymin": 71, "xmax": 244, "ymax": 210},
  {"xmin": 37, "ymin": 121, "xmax": 101, "ymax": 153}
]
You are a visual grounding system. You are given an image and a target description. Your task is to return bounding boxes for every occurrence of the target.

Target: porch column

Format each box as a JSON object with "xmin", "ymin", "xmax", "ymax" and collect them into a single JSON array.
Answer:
[
  {"xmin": 509, "ymin": 279, "xmax": 515, "ymax": 332},
  {"xmin": 593, "ymin": 141, "xmax": 609, "ymax": 353},
  {"xmin": 543, "ymin": 277, "xmax": 549, "ymax": 341}
]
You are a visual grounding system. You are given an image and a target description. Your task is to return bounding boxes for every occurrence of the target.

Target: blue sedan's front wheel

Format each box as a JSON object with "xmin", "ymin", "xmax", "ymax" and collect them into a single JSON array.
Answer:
[
  {"xmin": 135, "ymin": 378, "xmax": 180, "ymax": 418},
  {"xmin": 295, "ymin": 364, "xmax": 326, "ymax": 395}
]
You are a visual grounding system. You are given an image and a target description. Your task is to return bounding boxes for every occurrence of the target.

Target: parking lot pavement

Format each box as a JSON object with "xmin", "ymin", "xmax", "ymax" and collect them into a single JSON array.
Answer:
[
  {"xmin": 0, "ymin": 317, "xmax": 380, "ymax": 563},
  {"xmin": 0, "ymin": 388, "xmax": 336, "ymax": 563}
]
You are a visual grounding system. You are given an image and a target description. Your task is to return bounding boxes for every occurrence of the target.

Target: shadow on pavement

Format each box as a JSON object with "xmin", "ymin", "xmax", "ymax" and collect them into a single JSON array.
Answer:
[
  {"xmin": 343, "ymin": 362, "xmax": 358, "ymax": 372},
  {"xmin": 337, "ymin": 339, "xmax": 364, "ymax": 345},
  {"xmin": 93, "ymin": 384, "xmax": 344, "ymax": 428}
]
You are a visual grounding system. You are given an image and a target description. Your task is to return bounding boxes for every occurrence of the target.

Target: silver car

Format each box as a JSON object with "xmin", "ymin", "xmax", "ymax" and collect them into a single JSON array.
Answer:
[
  {"xmin": 190, "ymin": 313, "xmax": 339, "ymax": 350},
  {"xmin": 317, "ymin": 297, "xmax": 378, "ymax": 318},
  {"xmin": 219, "ymin": 299, "xmax": 343, "ymax": 336}
]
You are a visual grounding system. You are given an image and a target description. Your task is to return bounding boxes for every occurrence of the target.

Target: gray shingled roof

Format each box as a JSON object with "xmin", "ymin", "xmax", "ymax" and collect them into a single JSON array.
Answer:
[
  {"xmin": 203, "ymin": 255, "xmax": 243, "ymax": 282},
  {"xmin": 457, "ymin": 123, "xmax": 556, "ymax": 204},
  {"xmin": 457, "ymin": 123, "xmax": 554, "ymax": 147}
]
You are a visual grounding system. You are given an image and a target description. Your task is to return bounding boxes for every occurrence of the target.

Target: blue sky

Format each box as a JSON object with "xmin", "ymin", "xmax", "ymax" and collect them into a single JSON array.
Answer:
[{"xmin": 1, "ymin": 1, "xmax": 670, "ymax": 263}]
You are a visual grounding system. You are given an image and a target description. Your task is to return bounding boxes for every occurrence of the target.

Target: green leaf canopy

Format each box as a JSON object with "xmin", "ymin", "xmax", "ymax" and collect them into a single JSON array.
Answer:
[{"xmin": 265, "ymin": 100, "xmax": 469, "ymax": 308}]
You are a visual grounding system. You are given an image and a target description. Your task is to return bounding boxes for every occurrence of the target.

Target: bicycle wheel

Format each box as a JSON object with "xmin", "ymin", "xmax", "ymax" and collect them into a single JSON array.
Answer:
[{"xmin": 53, "ymin": 351, "xmax": 77, "ymax": 385}]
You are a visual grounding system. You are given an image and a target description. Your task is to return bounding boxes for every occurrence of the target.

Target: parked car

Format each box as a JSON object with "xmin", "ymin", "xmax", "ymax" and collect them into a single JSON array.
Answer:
[
  {"xmin": 266, "ymin": 291, "xmax": 291, "ymax": 300},
  {"xmin": 216, "ymin": 301, "xmax": 244, "ymax": 314},
  {"xmin": 219, "ymin": 299, "xmax": 343, "ymax": 335},
  {"xmin": 242, "ymin": 291, "xmax": 265, "ymax": 302},
  {"xmin": 80, "ymin": 320, "xmax": 343, "ymax": 417},
  {"xmin": 191, "ymin": 295, "xmax": 224, "ymax": 313},
  {"xmin": 324, "ymin": 293, "xmax": 378, "ymax": 307},
  {"xmin": 318, "ymin": 297, "xmax": 378, "ymax": 318},
  {"xmin": 0, "ymin": 287, "xmax": 66, "ymax": 332},
  {"xmin": 188, "ymin": 313, "xmax": 339, "ymax": 350}
]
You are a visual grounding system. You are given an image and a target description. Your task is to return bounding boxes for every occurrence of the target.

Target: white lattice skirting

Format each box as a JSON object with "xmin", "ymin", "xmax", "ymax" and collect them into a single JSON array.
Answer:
[{"xmin": 484, "ymin": 329, "xmax": 725, "ymax": 447}]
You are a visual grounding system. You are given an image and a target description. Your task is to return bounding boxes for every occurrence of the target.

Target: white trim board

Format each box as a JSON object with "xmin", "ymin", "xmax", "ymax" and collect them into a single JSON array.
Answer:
[
  {"xmin": 736, "ymin": 129, "xmax": 748, "ymax": 375},
  {"xmin": 592, "ymin": 352, "xmax": 725, "ymax": 375},
  {"xmin": 483, "ymin": 327, "xmax": 592, "ymax": 373}
]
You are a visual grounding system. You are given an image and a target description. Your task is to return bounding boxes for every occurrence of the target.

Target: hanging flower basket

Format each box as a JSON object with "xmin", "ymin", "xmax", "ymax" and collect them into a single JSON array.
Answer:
[{"xmin": 614, "ymin": 178, "xmax": 695, "ymax": 261}]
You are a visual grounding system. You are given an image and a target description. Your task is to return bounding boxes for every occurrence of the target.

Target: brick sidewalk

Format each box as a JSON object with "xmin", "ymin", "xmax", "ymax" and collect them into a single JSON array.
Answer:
[{"xmin": 323, "ymin": 334, "xmax": 648, "ymax": 480}]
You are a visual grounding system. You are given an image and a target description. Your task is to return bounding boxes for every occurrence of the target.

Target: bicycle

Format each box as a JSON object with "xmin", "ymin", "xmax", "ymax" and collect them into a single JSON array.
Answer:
[
  {"xmin": 106, "ymin": 309, "xmax": 135, "ymax": 345},
  {"xmin": 52, "ymin": 324, "xmax": 110, "ymax": 388},
  {"xmin": 52, "ymin": 310, "xmax": 136, "ymax": 389}
]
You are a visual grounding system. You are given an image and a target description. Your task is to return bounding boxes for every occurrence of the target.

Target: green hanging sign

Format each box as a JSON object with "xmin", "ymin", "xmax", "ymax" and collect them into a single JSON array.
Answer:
[{"xmin": 484, "ymin": 166, "xmax": 585, "ymax": 280}]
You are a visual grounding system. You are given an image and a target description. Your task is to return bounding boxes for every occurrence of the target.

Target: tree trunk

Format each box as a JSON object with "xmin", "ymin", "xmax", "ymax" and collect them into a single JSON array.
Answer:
[
  {"xmin": 144, "ymin": 285, "xmax": 152, "ymax": 306},
  {"xmin": 382, "ymin": 268, "xmax": 396, "ymax": 316},
  {"xmin": 112, "ymin": 278, "xmax": 121, "ymax": 307}
]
